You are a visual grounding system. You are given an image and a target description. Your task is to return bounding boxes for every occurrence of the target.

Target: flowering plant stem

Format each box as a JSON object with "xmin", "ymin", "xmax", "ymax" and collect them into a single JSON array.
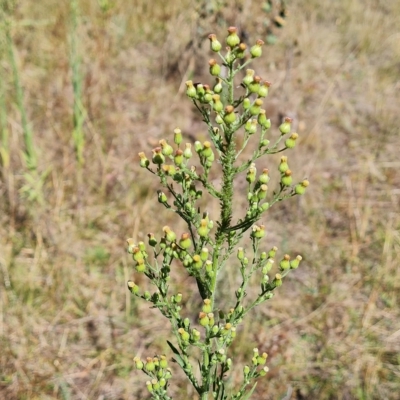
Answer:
[{"xmin": 129, "ymin": 27, "xmax": 309, "ymax": 400}]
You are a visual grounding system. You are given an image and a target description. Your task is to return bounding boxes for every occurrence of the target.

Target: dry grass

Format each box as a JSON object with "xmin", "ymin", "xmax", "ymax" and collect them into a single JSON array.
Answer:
[{"xmin": 0, "ymin": 0, "xmax": 399, "ymax": 399}]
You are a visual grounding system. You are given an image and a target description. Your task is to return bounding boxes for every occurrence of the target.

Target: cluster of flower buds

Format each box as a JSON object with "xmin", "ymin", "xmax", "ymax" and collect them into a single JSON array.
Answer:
[{"xmin": 133, "ymin": 355, "xmax": 172, "ymax": 395}]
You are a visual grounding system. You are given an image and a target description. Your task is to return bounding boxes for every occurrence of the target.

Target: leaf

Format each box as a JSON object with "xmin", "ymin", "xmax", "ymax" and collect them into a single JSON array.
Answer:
[
  {"xmin": 166, "ymin": 340, "xmax": 185, "ymax": 369},
  {"xmin": 241, "ymin": 382, "xmax": 257, "ymax": 400}
]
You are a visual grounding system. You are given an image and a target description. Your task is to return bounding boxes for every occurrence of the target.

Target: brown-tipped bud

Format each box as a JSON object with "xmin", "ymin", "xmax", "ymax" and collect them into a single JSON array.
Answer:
[
  {"xmin": 259, "ymin": 168, "xmax": 270, "ymax": 184},
  {"xmin": 258, "ymin": 81, "xmax": 271, "ymax": 98},
  {"xmin": 250, "ymin": 98, "xmax": 263, "ymax": 116},
  {"xmin": 279, "ymin": 117, "xmax": 293, "ymax": 134},
  {"xmin": 198, "ymin": 219, "xmax": 210, "ymax": 238},
  {"xmin": 179, "ymin": 233, "xmax": 192, "ymax": 249},
  {"xmin": 295, "ymin": 179, "xmax": 309, "ymax": 195},
  {"xmin": 250, "ymin": 39, "xmax": 264, "ymax": 58},
  {"xmin": 208, "ymin": 33, "xmax": 222, "ymax": 52},
  {"xmin": 281, "ymin": 169, "xmax": 292, "ymax": 186},
  {"xmin": 202, "ymin": 141, "xmax": 213, "ymax": 158},
  {"xmin": 178, "ymin": 327, "xmax": 190, "ymax": 342},
  {"xmin": 192, "ymin": 254, "xmax": 202, "ymax": 270},
  {"xmin": 226, "ymin": 26, "xmax": 240, "ymax": 48},
  {"xmin": 252, "ymin": 224, "xmax": 266, "ymax": 239},
  {"xmin": 147, "ymin": 233, "xmax": 157, "ymax": 247},
  {"xmin": 145, "ymin": 357, "xmax": 155, "ymax": 372},
  {"xmin": 185, "ymin": 80, "xmax": 197, "ymax": 98},
  {"xmin": 152, "ymin": 147, "xmax": 165, "ymax": 165},
  {"xmin": 209, "ymin": 58, "xmax": 221, "ymax": 76},
  {"xmin": 174, "ymin": 149, "xmax": 183, "ymax": 166},
  {"xmin": 199, "ymin": 312, "xmax": 210, "ymax": 327},
  {"xmin": 248, "ymin": 75, "xmax": 262, "ymax": 94},
  {"xmin": 285, "ymin": 132, "xmax": 299, "ymax": 148},
  {"xmin": 237, "ymin": 42, "xmax": 247, "ymax": 58},
  {"xmin": 278, "ymin": 156, "xmax": 289, "ymax": 173},
  {"xmin": 223, "ymin": 105, "xmax": 236, "ymax": 124},
  {"xmin": 202, "ymin": 299, "xmax": 212, "ymax": 313},
  {"xmin": 138, "ymin": 152, "xmax": 150, "ymax": 168}
]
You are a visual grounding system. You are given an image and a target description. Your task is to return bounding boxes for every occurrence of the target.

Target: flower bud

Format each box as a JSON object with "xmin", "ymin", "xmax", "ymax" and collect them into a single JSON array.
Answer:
[
  {"xmin": 278, "ymin": 156, "xmax": 289, "ymax": 173},
  {"xmin": 138, "ymin": 152, "xmax": 150, "ymax": 168},
  {"xmin": 199, "ymin": 312, "xmax": 209, "ymax": 327},
  {"xmin": 246, "ymin": 163, "xmax": 257, "ymax": 183},
  {"xmin": 243, "ymin": 365, "xmax": 250, "ymax": 376},
  {"xmin": 290, "ymin": 255, "xmax": 302, "ymax": 269},
  {"xmin": 259, "ymin": 169, "xmax": 270, "ymax": 184},
  {"xmin": 200, "ymin": 247, "xmax": 209, "ymax": 261},
  {"xmin": 212, "ymin": 94, "xmax": 223, "ymax": 112},
  {"xmin": 173, "ymin": 149, "xmax": 183, "ymax": 166},
  {"xmin": 194, "ymin": 141, "xmax": 203, "ymax": 153},
  {"xmin": 243, "ymin": 69, "xmax": 255, "ymax": 87},
  {"xmin": 237, "ymin": 247, "xmax": 244, "ymax": 261},
  {"xmin": 252, "ymin": 224, "xmax": 265, "ymax": 238},
  {"xmin": 236, "ymin": 42, "xmax": 247, "ymax": 58},
  {"xmin": 146, "ymin": 381, "xmax": 153, "ymax": 393},
  {"xmin": 208, "ymin": 33, "xmax": 222, "ymax": 52},
  {"xmin": 279, "ymin": 117, "xmax": 292, "ymax": 134},
  {"xmin": 273, "ymin": 273, "xmax": 283, "ymax": 287},
  {"xmin": 179, "ymin": 233, "xmax": 192, "ymax": 249},
  {"xmin": 285, "ymin": 132, "xmax": 298, "ymax": 148},
  {"xmin": 248, "ymin": 75, "xmax": 261, "ymax": 94},
  {"xmin": 258, "ymin": 80, "xmax": 271, "ymax": 98},
  {"xmin": 196, "ymin": 83, "xmax": 205, "ymax": 97},
  {"xmin": 192, "ymin": 328, "xmax": 201, "ymax": 341},
  {"xmin": 192, "ymin": 254, "xmax": 202, "ymax": 270},
  {"xmin": 295, "ymin": 179, "xmax": 309, "ymax": 195},
  {"xmin": 198, "ymin": 219, "xmax": 210, "ymax": 237},
  {"xmin": 243, "ymin": 97, "xmax": 251, "ymax": 110},
  {"xmin": 281, "ymin": 169, "xmax": 292, "ymax": 186},
  {"xmin": 136, "ymin": 259, "xmax": 146, "ymax": 272},
  {"xmin": 268, "ymin": 246, "xmax": 277, "ymax": 258},
  {"xmin": 145, "ymin": 357, "xmax": 155, "ymax": 372},
  {"xmin": 213, "ymin": 77, "xmax": 223, "ymax": 93},
  {"xmin": 202, "ymin": 299, "xmax": 212, "ymax": 313},
  {"xmin": 134, "ymin": 356, "xmax": 144, "ymax": 370},
  {"xmin": 163, "ymin": 226, "xmax": 176, "ymax": 242},
  {"xmin": 178, "ymin": 327, "xmax": 190, "ymax": 342},
  {"xmin": 250, "ymin": 39, "xmax": 264, "ymax": 58},
  {"xmin": 223, "ymin": 105, "xmax": 236, "ymax": 124},
  {"xmin": 209, "ymin": 59, "xmax": 221, "ymax": 76},
  {"xmin": 152, "ymin": 147, "xmax": 165, "ymax": 165},
  {"xmin": 258, "ymin": 109, "xmax": 270, "ymax": 129},
  {"xmin": 127, "ymin": 281, "xmax": 139, "ymax": 295},
  {"xmin": 258, "ymin": 184, "xmax": 268, "ymax": 200},
  {"xmin": 159, "ymin": 139, "xmax": 173, "ymax": 156},
  {"xmin": 245, "ymin": 119, "xmax": 258, "ymax": 135},
  {"xmin": 259, "ymin": 366, "xmax": 269, "ymax": 376},
  {"xmin": 226, "ymin": 26, "xmax": 240, "ymax": 48},
  {"xmin": 250, "ymin": 99, "xmax": 263, "ymax": 116},
  {"xmin": 158, "ymin": 191, "xmax": 168, "ymax": 204},
  {"xmin": 185, "ymin": 80, "xmax": 197, "ymax": 99},
  {"xmin": 262, "ymin": 259, "xmax": 274, "ymax": 274},
  {"xmin": 202, "ymin": 141, "xmax": 213, "ymax": 158},
  {"xmin": 280, "ymin": 254, "xmax": 291, "ymax": 270},
  {"xmin": 174, "ymin": 128, "xmax": 182, "ymax": 145}
]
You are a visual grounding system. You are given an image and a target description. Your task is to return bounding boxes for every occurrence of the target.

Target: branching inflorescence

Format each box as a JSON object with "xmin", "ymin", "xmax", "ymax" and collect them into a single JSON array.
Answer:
[{"xmin": 128, "ymin": 27, "xmax": 309, "ymax": 400}]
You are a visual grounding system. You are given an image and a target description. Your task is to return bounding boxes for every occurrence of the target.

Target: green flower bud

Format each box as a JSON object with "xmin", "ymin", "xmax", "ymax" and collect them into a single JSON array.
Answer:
[
  {"xmin": 213, "ymin": 77, "xmax": 223, "ymax": 93},
  {"xmin": 259, "ymin": 168, "xmax": 270, "ymax": 184},
  {"xmin": 126, "ymin": 238, "xmax": 135, "ymax": 254},
  {"xmin": 208, "ymin": 312, "xmax": 215, "ymax": 327},
  {"xmin": 174, "ymin": 128, "xmax": 182, "ymax": 145},
  {"xmin": 162, "ymin": 164, "xmax": 176, "ymax": 176},
  {"xmin": 259, "ymin": 366, "xmax": 269, "ymax": 376},
  {"xmin": 152, "ymin": 147, "xmax": 165, "ymax": 165},
  {"xmin": 226, "ymin": 26, "xmax": 240, "ymax": 48},
  {"xmin": 278, "ymin": 156, "xmax": 289, "ymax": 173},
  {"xmin": 158, "ymin": 191, "xmax": 168, "ymax": 205},
  {"xmin": 163, "ymin": 226, "xmax": 176, "ymax": 242},
  {"xmin": 279, "ymin": 254, "xmax": 291, "ymax": 271},
  {"xmin": 212, "ymin": 94, "xmax": 223, "ymax": 112},
  {"xmin": 145, "ymin": 357, "xmax": 155, "ymax": 372},
  {"xmin": 252, "ymin": 224, "xmax": 265, "ymax": 238},
  {"xmin": 202, "ymin": 299, "xmax": 212, "ymax": 313},
  {"xmin": 260, "ymin": 139, "xmax": 270, "ymax": 147},
  {"xmin": 250, "ymin": 39, "xmax": 264, "ymax": 58},
  {"xmin": 192, "ymin": 328, "xmax": 201, "ymax": 341},
  {"xmin": 279, "ymin": 117, "xmax": 292, "ymax": 134},
  {"xmin": 185, "ymin": 80, "xmax": 197, "ymax": 98},
  {"xmin": 295, "ymin": 179, "xmax": 309, "ymax": 195},
  {"xmin": 258, "ymin": 184, "xmax": 268, "ymax": 200},
  {"xmin": 246, "ymin": 163, "xmax": 257, "ymax": 183},
  {"xmin": 260, "ymin": 252, "xmax": 267, "ymax": 260},
  {"xmin": 245, "ymin": 119, "xmax": 258, "ymax": 135},
  {"xmin": 258, "ymin": 109, "xmax": 271, "ymax": 129},
  {"xmin": 290, "ymin": 255, "xmax": 302, "ymax": 269},
  {"xmin": 198, "ymin": 219, "xmax": 210, "ymax": 237},
  {"xmin": 243, "ymin": 365, "xmax": 250, "ymax": 376},
  {"xmin": 175, "ymin": 293, "xmax": 183, "ymax": 303},
  {"xmin": 174, "ymin": 149, "xmax": 183, "ymax": 166},
  {"xmin": 159, "ymin": 139, "xmax": 173, "ymax": 156},
  {"xmin": 237, "ymin": 247, "xmax": 244, "ymax": 260},
  {"xmin": 138, "ymin": 152, "xmax": 150, "ymax": 168},
  {"xmin": 281, "ymin": 169, "xmax": 293, "ymax": 186},
  {"xmin": 194, "ymin": 141, "xmax": 203, "ymax": 153},
  {"xmin": 159, "ymin": 378, "xmax": 167, "ymax": 387},
  {"xmin": 285, "ymin": 132, "xmax": 299, "ymax": 148},
  {"xmin": 151, "ymin": 378, "xmax": 159, "ymax": 391},
  {"xmin": 209, "ymin": 59, "xmax": 221, "ymax": 76},
  {"xmin": 200, "ymin": 247, "xmax": 209, "ymax": 261},
  {"xmin": 273, "ymin": 273, "xmax": 283, "ymax": 287},
  {"xmin": 199, "ymin": 312, "xmax": 210, "ymax": 327},
  {"xmin": 223, "ymin": 105, "xmax": 236, "ymax": 124},
  {"xmin": 208, "ymin": 33, "xmax": 222, "ymax": 52},
  {"xmin": 236, "ymin": 42, "xmax": 247, "ymax": 58},
  {"xmin": 248, "ymin": 75, "xmax": 261, "ymax": 94},
  {"xmin": 243, "ymin": 97, "xmax": 251, "ymax": 110},
  {"xmin": 202, "ymin": 141, "xmax": 213, "ymax": 158},
  {"xmin": 181, "ymin": 143, "xmax": 192, "ymax": 159},
  {"xmin": 215, "ymin": 114, "xmax": 223, "ymax": 124},
  {"xmin": 134, "ymin": 356, "xmax": 144, "ymax": 370},
  {"xmin": 250, "ymin": 98, "xmax": 263, "ymax": 116},
  {"xmin": 243, "ymin": 69, "xmax": 255, "ymax": 87},
  {"xmin": 262, "ymin": 259, "xmax": 274, "ymax": 273},
  {"xmin": 146, "ymin": 381, "xmax": 153, "ymax": 393},
  {"xmin": 136, "ymin": 260, "xmax": 146, "ymax": 272},
  {"xmin": 127, "ymin": 280, "xmax": 139, "ymax": 295},
  {"xmin": 178, "ymin": 327, "xmax": 190, "ymax": 342},
  {"xmin": 205, "ymin": 260, "xmax": 213, "ymax": 273},
  {"xmin": 196, "ymin": 83, "xmax": 205, "ymax": 97},
  {"xmin": 132, "ymin": 246, "xmax": 144, "ymax": 262},
  {"xmin": 179, "ymin": 233, "xmax": 192, "ymax": 249},
  {"xmin": 258, "ymin": 80, "xmax": 271, "ymax": 98},
  {"xmin": 192, "ymin": 254, "xmax": 202, "ymax": 270}
]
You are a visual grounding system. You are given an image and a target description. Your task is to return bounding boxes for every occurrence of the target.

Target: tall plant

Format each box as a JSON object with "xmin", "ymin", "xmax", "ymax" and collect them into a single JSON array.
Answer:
[{"xmin": 128, "ymin": 27, "xmax": 309, "ymax": 400}]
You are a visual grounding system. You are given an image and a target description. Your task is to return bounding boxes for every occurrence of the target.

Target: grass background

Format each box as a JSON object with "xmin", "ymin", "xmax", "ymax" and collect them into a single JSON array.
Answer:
[{"xmin": 0, "ymin": 0, "xmax": 399, "ymax": 399}]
